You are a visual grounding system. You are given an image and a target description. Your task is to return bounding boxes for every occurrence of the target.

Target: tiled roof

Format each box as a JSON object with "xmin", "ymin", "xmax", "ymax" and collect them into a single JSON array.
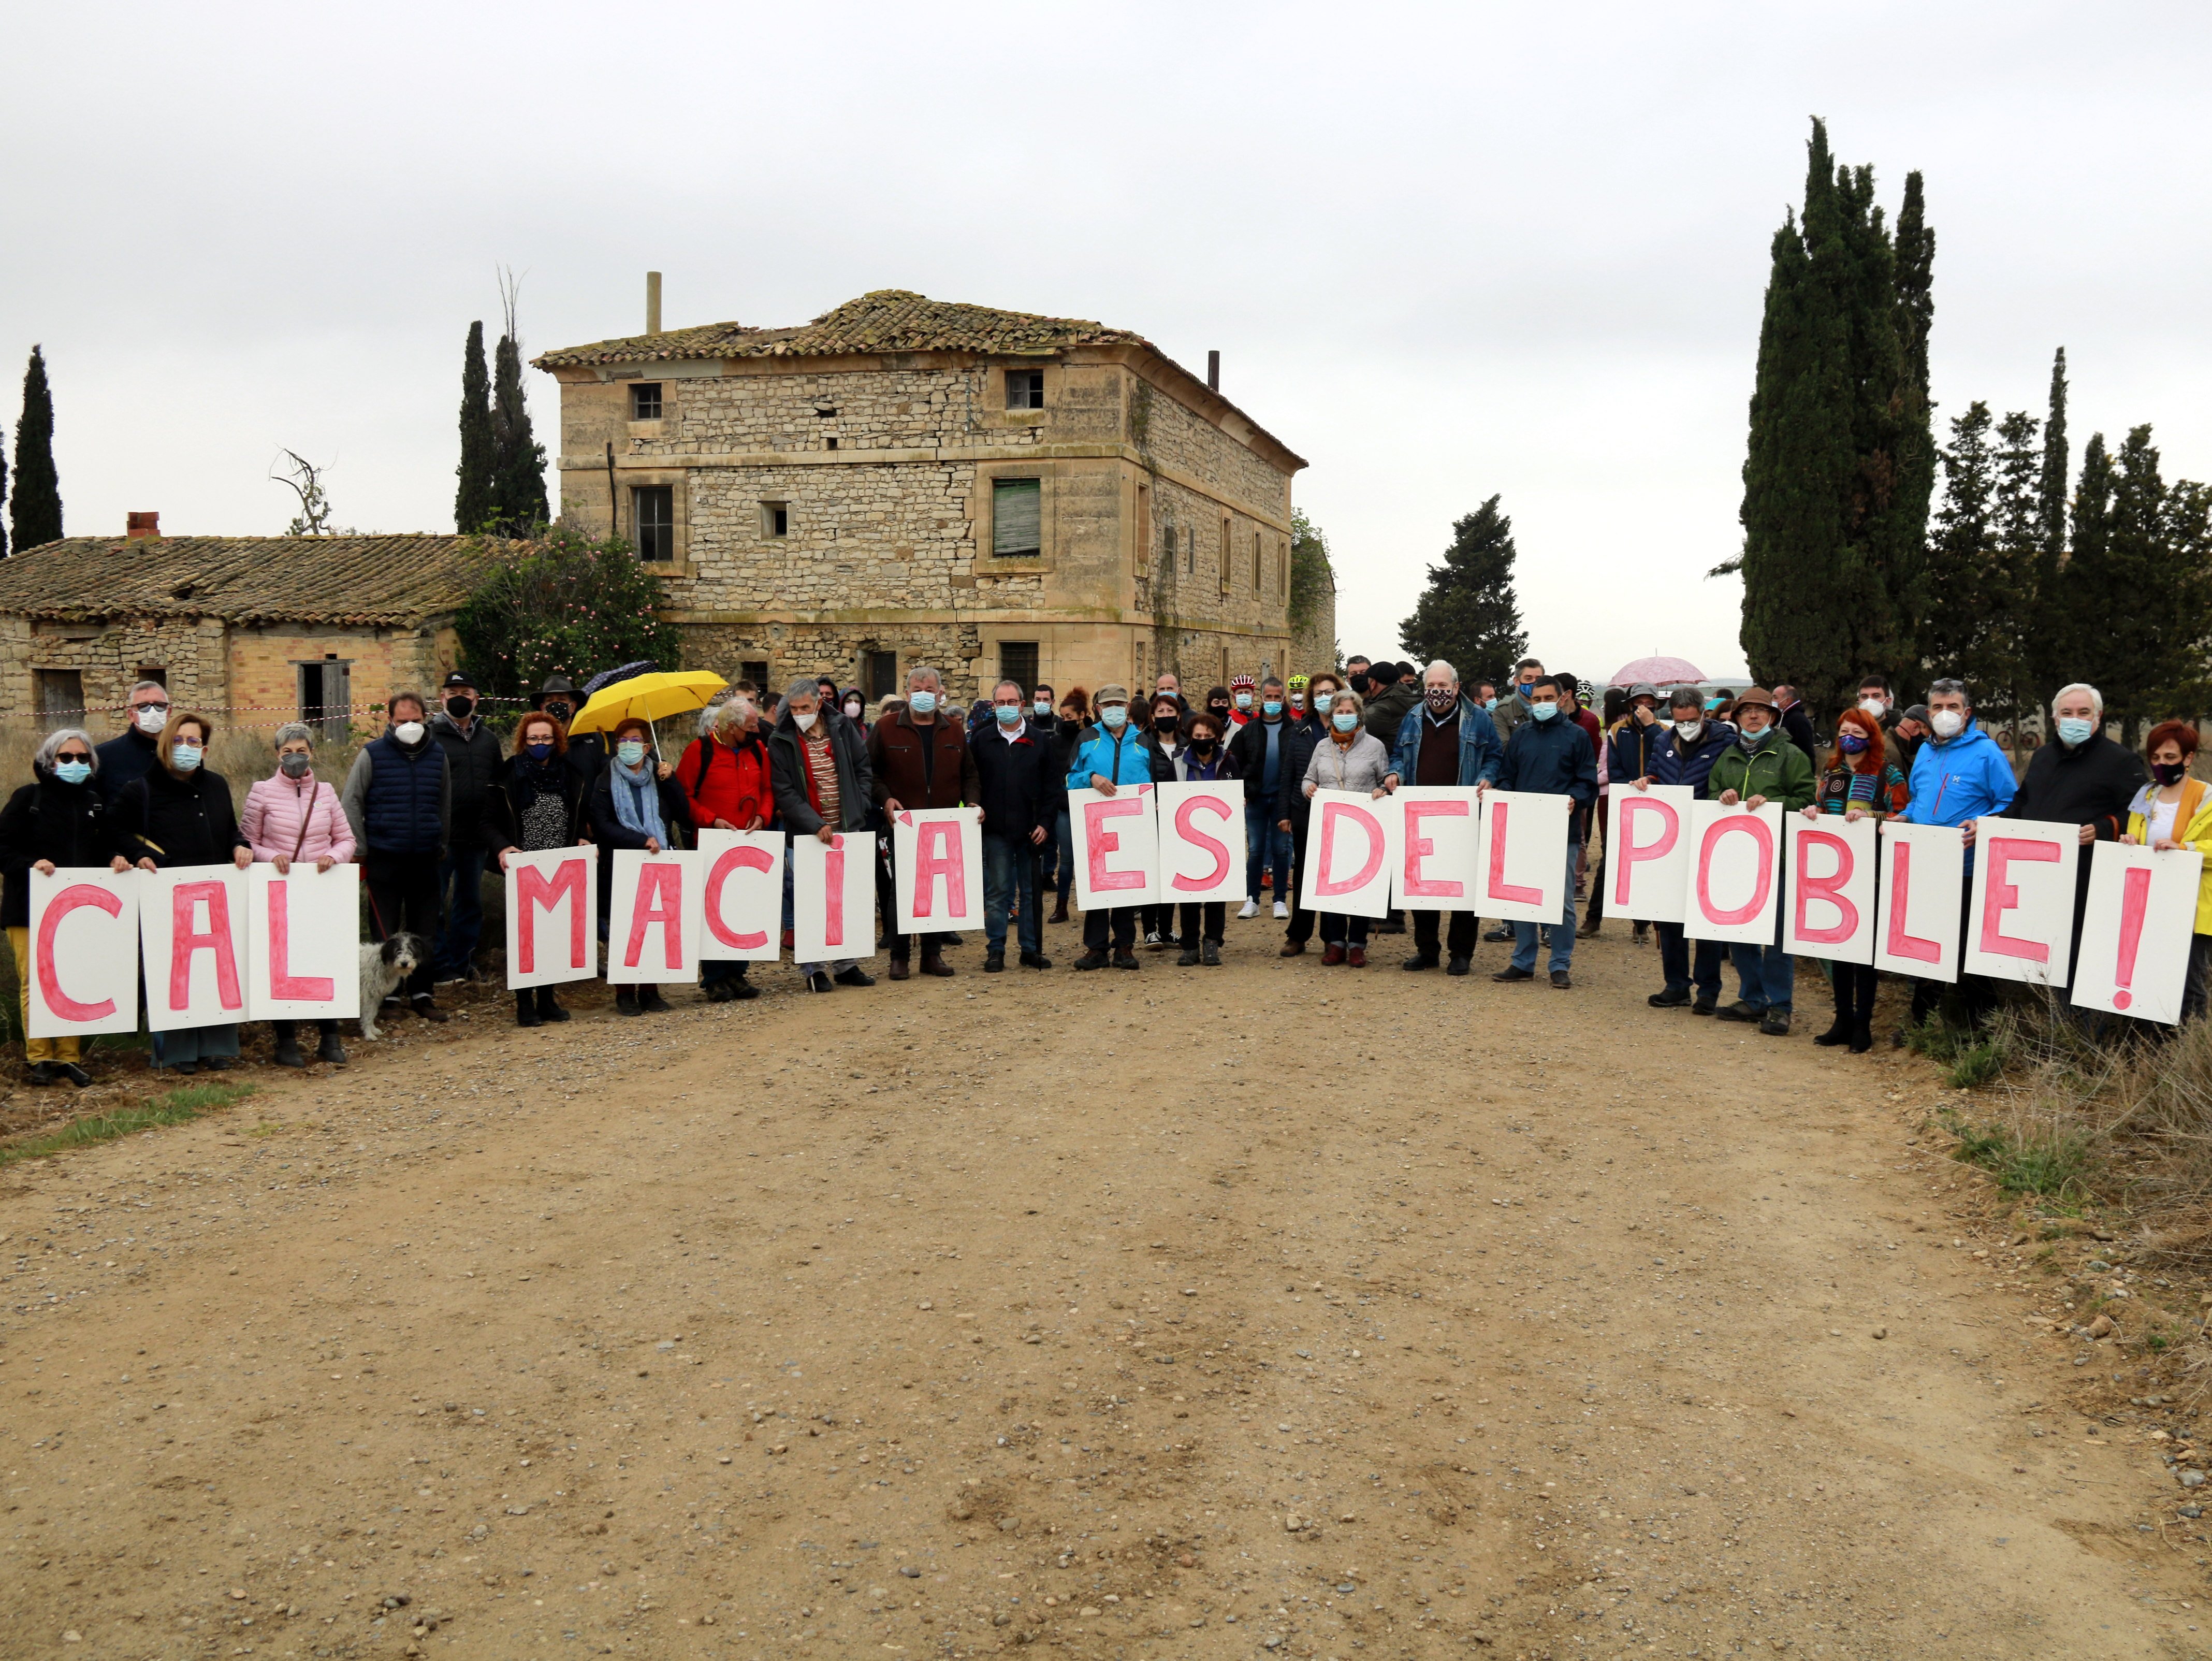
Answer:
[
  {"xmin": 533, "ymin": 288, "xmax": 1152, "ymax": 368},
  {"xmin": 0, "ymin": 535, "xmax": 500, "ymax": 626}
]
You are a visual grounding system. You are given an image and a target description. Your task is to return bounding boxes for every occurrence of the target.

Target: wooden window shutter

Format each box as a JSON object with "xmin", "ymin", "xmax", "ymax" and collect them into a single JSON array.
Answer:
[{"xmin": 993, "ymin": 479, "xmax": 1042, "ymax": 557}]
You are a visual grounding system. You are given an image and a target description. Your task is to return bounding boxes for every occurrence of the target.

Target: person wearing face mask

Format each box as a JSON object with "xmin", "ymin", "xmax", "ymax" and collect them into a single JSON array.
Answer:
[
  {"xmin": 485, "ymin": 712, "xmax": 595, "ymax": 1024},
  {"xmin": 1795, "ymin": 705, "xmax": 1910, "ymax": 1051},
  {"xmin": 1152, "ymin": 671, "xmax": 1185, "ymax": 710},
  {"xmin": 1630, "ymin": 687, "xmax": 1736, "ymax": 1013},
  {"xmin": 94, "ymin": 680, "xmax": 176, "ymax": 804},
  {"xmin": 426, "ymin": 671, "xmax": 503, "ymax": 988},
  {"xmin": 1997, "ymin": 683, "xmax": 2147, "ymax": 993},
  {"xmin": 1284, "ymin": 674, "xmax": 1311, "ymax": 721},
  {"xmin": 1888, "ymin": 678, "xmax": 2017, "ymax": 1034},
  {"xmin": 839, "ymin": 686, "xmax": 868, "ymax": 733},
  {"xmin": 1598, "ymin": 684, "xmax": 1669, "ymax": 943},
  {"xmin": 1473, "ymin": 680, "xmax": 1500, "ymax": 713},
  {"xmin": 767, "ymin": 677, "xmax": 876, "ymax": 992},
  {"xmin": 1889, "ymin": 704, "xmax": 1930, "ymax": 771},
  {"xmin": 1380, "ymin": 658, "xmax": 1503, "ymax": 974},
  {"xmin": 242, "ymin": 723, "xmax": 357, "ymax": 1066},
  {"xmin": 0, "ymin": 727, "xmax": 127, "ymax": 1087},
  {"xmin": 866, "ymin": 666, "xmax": 982, "ymax": 980},
  {"xmin": 1704, "ymin": 688, "xmax": 1815, "ymax": 1033},
  {"xmin": 1066, "ymin": 684, "xmax": 1156, "ymax": 970},
  {"xmin": 2123, "ymin": 721, "xmax": 2212, "ymax": 1022},
  {"xmin": 340, "ymin": 691, "xmax": 452, "ymax": 1024},
  {"xmin": 1170, "ymin": 708, "xmax": 1240, "ymax": 965},
  {"xmin": 1488, "ymin": 675, "xmax": 1598, "ymax": 988},
  {"xmin": 1229, "ymin": 675, "xmax": 1296, "ymax": 922},
  {"xmin": 1226, "ymin": 674, "xmax": 1258, "ymax": 730},
  {"xmin": 1204, "ymin": 685, "xmax": 1235, "ymax": 737},
  {"xmin": 1855, "ymin": 675, "xmax": 1900, "ymax": 732},
  {"xmin": 1138, "ymin": 696, "xmax": 1188, "ymax": 947},
  {"xmin": 116, "ymin": 710, "xmax": 255, "ymax": 1073},
  {"xmin": 1274, "ymin": 671, "xmax": 1343, "ymax": 957},
  {"xmin": 969, "ymin": 679, "xmax": 1056, "ymax": 974},
  {"xmin": 531, "ymin": 672, "xmax": 602, "ymax": 786},
  {"xmin": 587, "ymin": 716, "xmax": 693, "ymax": 1016},
  {"xmin": 1299, "ymin": 688, "xmax": 1392, "ymax": 966},
  {"xmin": 674, "ymin": 697, "xmax": 776, "ymax": 1003},
  {"xmin": 1491, "ymin": 657, "xmax": 1548, "ymax": 747},
  {"xmin": 1344, "ymin": 656, "xmax": 1373, "ymax": 698},
  {"xmin": 1040, "ymin": 687, "xmax": 1088, "ymax": 926}
]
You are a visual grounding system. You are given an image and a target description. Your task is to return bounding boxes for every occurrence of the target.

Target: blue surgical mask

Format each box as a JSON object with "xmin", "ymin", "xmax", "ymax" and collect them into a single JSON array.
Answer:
[
  {"xmin": 171, "ymin": 744, "xmax": 203, "ymax": 771},
  {"xmin": 617, "ymin": 740, "xmax": 648, "ymax": 766},
  {"xmin": 1262, "ymin": 699, "xmax": 1283, "ymax": 717},
  {"xmin": 1034, "ymin": 699, "xmax": 1052, "ymax": 717},
  {"xmin": 1100, "ymin": 705, "xmax": 1128, "ymax": 730},
  {"xmin": 2056, "ymin": 716, "xmax": 2095, "ymax": 746},
  {"xmin": 1530, "ymin": 701, "xmax": 1559, "ymax": 721},
  {"xmin": 1234, "ymin": 691, "xmax": 1253, "ymax": 710},
  {"xmin": 1517, "ymin": 681, "xmax": 1535, "ymax": 698},
  {"xmin": 1483, "ymin": 697, "xmax": 1498, "ymax": 711},
  {"xmin": 908, "ymin": 690, "xmax": 939, "ymax": 716},
  {"xmin": 995, "ymin": 704, "xmax": 1022, "ymax": 726},
  {"xmin": 1332, "ymin": 711, "xmax": 1359, "ymax": 733},
  {"xmin": 53, "ymin": 759, "xmax": 91, "ymax": 785},
  {"xmin": 526, "ymin": 741, "xmax": 555, "ymax": 761}
]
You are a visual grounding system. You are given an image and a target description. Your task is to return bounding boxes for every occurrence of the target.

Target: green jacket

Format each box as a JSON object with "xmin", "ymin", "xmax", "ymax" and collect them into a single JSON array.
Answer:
[{"xmin": 1706, "ymin": 728, "xmax": 1815, "ymax": 811}]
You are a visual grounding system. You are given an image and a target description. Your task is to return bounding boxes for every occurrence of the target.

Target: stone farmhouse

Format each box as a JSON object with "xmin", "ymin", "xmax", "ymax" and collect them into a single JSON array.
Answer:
[
  {"xmin": 0, "ymin": 516, "xmax": 475, "ymax": 734},
  {"xmin": 534, "ymin": 287, "xmax": 1320, "ymax": 702}
]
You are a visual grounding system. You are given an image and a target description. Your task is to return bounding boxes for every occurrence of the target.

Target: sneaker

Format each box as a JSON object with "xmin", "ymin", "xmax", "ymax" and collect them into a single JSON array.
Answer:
[
  {"xmin": 1714, "ymin": 1000, "xmax": 1764, "ymax": 1022},
  {"xmin": 1200, "ymin": 941, "xmax": 1221, "ymax": 966},
  {"xmin": 808, "ymin": 971, "xmax": 835, "ymax": 993},
  {"xmin": 1483, "ymin": 925, "xmax": 1515, "ymax": 943},
  {"xmin": 1446, "ymin": 956, "xmax": 1471, "ymax": 976},
  {"xmin": 985, "ymin": 952, "xmax": 1007, "ymax": 973},
  {"xmin": 1112, "ymin": 950, "xmax": 1141, "ymax": 971},
  {"xmin": 1273, "ymin": 901, "xmax": 1288, "ymax": 919},
  {"xmin": 834, "ymin": 965, "xmax": 876, "ymax": 987},
  {"xmin": 1237, "ymin": 899, "xmax": 1260, "ymax": 920},
  {"xmin": 1402, "ymin": 954, "xmax": 1438, "ymax": 971},
  {"xmin": 1648, "ymin": 986, "xmax": 1691, "ymax": 1008},
  {"xmin": 1144, "ymin": 930, "xmax": 1166, "ymax": 948},
  {"xmin": 1759, "ymin": 1008, "xmax": 1792, "ymax": 1036},
  {"xmin": 1492, "ymin": 965, "xmax": 1535, "ymax": 983},
  {"xmin": 1019, "ymin": 950, "xmax": 1054, "ymax": 970},
  {"xmin": 1177, "ymin": 946, "xmax": 1200, "ymax": 966},
  {"xmin": 1075, "ymin": 949, "xmax": 1111, "ymax": 971},
  {"xmin": 1551, "ymin": 969, "xmax": 1573, "ymax": 989}
]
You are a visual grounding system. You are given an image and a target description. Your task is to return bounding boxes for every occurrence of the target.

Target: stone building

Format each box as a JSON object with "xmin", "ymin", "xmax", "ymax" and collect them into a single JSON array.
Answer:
[
  {"xmin": 0, "ymin": 518, "xmax": 475, "ymax": 732},
  {"xmin": 534, "ymin": 288, "xmax": 1309, "ymax": 702}
]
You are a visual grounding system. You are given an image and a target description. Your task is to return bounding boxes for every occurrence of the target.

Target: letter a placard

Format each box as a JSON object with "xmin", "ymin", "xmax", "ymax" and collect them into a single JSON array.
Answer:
[
  {"xmin": 246, "ymin": 863, "xmax": 360, "ymax": 1020},
  {"xmin": 1964, "ymin": 817, "xmax": 2079, "ymax": 986},
  {"xmin": 792, "ymin": 830, "xmax": 879, "ymax": 964},
  {"xmin": 1157, "ymin": 782, "xmax": 1245, "ymax": 904},
  {"xmin": 2072, "ymin": 841, "xmax": 2203, "ymax": 1024},
  {"xmin": 505, "ymin": 847, "xmax": 598, "ymax": 989},
  {"xmin": 1603, "ymin": 785, "xmax": 1692, "ymax": 923},
  {"xmin": 697, "ymin": 829, "xmax": 783, "ymax": 962},
  {"xmin": 607, "ymin": 849, "xmax": 702, "ymax": 984},
  {"xmin": 1783, "ymin": 814, "xmax": 1877, "ymax": 965},
  {"xmin": 1873, "ymin": 821, "xmax": 1962, "ymax": 982},
  {"xmin": 26, "ymin": 866, "xmax": 139, "ymax": 1039},
  {"xmin": 1069, "ymin": 786, "xmax": 1158, "ymax": 908},
  {"xmin": 893, "ymin": 807, "xmax": 984, "ymax": 932},
  {"xmin": 140, "ymin": 864, "xmax": 249, "ymax": 1032}
]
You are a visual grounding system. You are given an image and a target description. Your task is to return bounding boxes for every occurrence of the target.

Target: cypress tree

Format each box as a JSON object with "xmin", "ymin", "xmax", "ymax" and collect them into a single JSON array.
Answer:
[
  {"xmin": 1923, "ymin": 402, "xmax": 1997, "ymax": 699},
  {"xmin": 1397, "ymin": 495, "xmax": 1529, "ymax": 686},
  {"xmin": 455, "ymin": 321, "xmax": 496, "ymax": 535},
  {"xmin": 0, "ymin": 418, "xmax": 9, "ymax": 559},
  {"xmin": 489, "ymin": 329, "xmax": 549, "ymax": 534},
  {"xmin": 1737, "ymin": 120, "xmax": 1933, "ymax": 716},
  {"xmin": 10, "ymin": 345, "xmax": 62, "ymax": 552},
  {"xmin": 2024, "ymin": 348, "xmax": 2071, "ymax": 699},
  {"xmin": 1894, "ymin": 172, "xmax": 1934, "ymax": 402}
]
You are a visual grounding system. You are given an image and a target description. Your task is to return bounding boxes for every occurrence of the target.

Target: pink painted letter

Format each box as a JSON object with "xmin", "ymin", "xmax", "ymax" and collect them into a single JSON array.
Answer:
[{"xmin": 36, "ymin": 884, "xmax": 120, "ymax": 1023}]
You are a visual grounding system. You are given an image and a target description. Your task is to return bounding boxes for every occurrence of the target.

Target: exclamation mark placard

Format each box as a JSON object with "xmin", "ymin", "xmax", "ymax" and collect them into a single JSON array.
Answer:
[{"xmin": 2110, "ymin": 865, "xmax": 2150, "ymax": 1010}]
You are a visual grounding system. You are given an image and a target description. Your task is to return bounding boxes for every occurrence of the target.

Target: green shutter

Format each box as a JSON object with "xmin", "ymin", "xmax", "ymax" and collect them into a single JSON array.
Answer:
[{"xmin": 992, "ymin": 478, "xmax": 1042, "ymax": 557}]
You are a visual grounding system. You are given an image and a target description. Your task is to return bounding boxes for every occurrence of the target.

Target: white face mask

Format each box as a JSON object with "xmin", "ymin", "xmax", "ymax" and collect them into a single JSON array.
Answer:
[
  {"xmin": 843, "ymin": 700, "xmax": 863, "ymax": 719},
  {"xmin": 793, "ymin": 709, "xmax": 819, "ymax": 731},
  {"xmin": 134, "ymin": 704, "xmax": 169, "ymax": 735},
  {"xmin": 1858, "ymin": 698, "xmax": 1886, "ymax": 718},
  {"xmin": 1675, "ymin": 719, "xmax": 1702, "ymax": 742},
  {"xmin": 393, "ymin": 720, "xmax": 426, "ymax": 745},
  {"xmin": 1930, "ymin": 708, "xmax": 1966, "ymax": 738}
]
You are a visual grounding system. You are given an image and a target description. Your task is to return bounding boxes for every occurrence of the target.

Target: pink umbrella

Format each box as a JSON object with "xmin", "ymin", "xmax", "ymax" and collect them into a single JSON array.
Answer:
[{"xmin": 1609, "ymin": 655, "xmax": 1707, "ymax": 689}]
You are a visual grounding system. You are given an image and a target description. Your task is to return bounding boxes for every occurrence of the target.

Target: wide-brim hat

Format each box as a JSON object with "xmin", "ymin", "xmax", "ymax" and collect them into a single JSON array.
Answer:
[
  {"xmin": 1735, "ymin": 686, "xmax": 1781, "ymax": 714},
  {"xmin": 537, "ymin": 673, "xmax": 578, "ymax": 697}
]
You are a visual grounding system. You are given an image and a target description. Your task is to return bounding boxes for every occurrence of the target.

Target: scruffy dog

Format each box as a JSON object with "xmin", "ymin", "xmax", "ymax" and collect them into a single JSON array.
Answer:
[{"xmin": 357, "ymin": 933, "xmax": 425, "ymax": 1039}]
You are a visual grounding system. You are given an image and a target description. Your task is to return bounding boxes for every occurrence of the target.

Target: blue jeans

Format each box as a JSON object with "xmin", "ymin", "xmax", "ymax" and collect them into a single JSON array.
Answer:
[
  {"xmin": 1245, "ymin": 800, "xmax": 1292, "ymax": 901},
  {"xmin": 982, "ymin": 833, "xmax": 1042, "ymax": 958},
  {"xmin": 1729, "ymin": 938, "xmax": 1796, "ymax": 1012},
  {"xmin": 1511, "ymin": 843, "xmax": 1580, "ymax": 974},
  {"xmin": 434, "ymin": 847, "xmax": 487, "ymax": 979},
  {"xmin": 1655, "ymin": 921, "xmax": 1723, "ymax": 998}
]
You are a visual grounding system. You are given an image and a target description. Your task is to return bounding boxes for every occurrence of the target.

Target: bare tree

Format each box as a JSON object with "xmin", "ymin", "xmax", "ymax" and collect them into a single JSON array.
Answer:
[{"xmin": 270, "ymin": 449, "xmax": 349, "ymax": 537}]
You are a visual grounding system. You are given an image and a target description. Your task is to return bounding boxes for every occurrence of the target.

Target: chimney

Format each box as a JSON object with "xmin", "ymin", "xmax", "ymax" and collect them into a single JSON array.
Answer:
[
  {"xmin": 1206, "ymin": 350, "xmax": 1219, "ymax": 393},
  {"xmin": 646, "ymin": 271, "xmax": 663, "ymax": 336},
  {"xmin": 126, "ymin": 511, "xmax": 160, "ymax": 540}
]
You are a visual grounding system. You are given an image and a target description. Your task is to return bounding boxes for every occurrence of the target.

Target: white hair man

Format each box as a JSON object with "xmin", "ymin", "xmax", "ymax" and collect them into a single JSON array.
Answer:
[
  {"xmin": 93, "ymin": 678, "xmax": 173, "ymax": 803},
  {"xmin": 866, "ymin": 664, "xmax": 981, "ymax": 979},
  {"xmin": 1377, "ymin": 657, "xmax": 1505, "ymax": 974}
]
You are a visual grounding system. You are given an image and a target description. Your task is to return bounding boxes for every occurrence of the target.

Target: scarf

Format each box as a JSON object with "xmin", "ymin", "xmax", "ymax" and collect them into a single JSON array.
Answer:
[
  {"xmin": 513, "ymin": 754, "xmax": 566, "ymax": 813},
  {"xmin": 610, "ymin": 758, "xmax": 664, "ymax": 843}
]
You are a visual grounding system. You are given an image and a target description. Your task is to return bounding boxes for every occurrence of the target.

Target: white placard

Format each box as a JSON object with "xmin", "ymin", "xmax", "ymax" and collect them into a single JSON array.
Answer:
[
  {"xmin": 1783, "ymin": 814, "xmax": 1878, "ymax": 965},
  {"xmin": 139, "ymin": 864, "xmax": 251, "ymax": 1032},
  {"xmin": 504, "ymin": 846, "xmax": 599, "ymax": 989},
  {"xmin": 697, "ymin": 829, "xmax": 783, "ymax": 962},
  {"xmin": 892, "ymin": 806, "xmax": 985, "ymax": 933},
  {"xmin": 606, "ymin": 849, "xmax": 702, "ymax": 984},
  {"xmin": 26, "ymin": 866, "xmax": 140, "ymax": 1039},
  {"xmin": 1297, "ymin": 789, "xmax": 1398, "ymax": 920},
  {"xmin": 792, "ymin": 830, "xmax": 879, "ymax": 963},
  {"xmin": 1964, "ymin": 817, "xmax": 2080, "ymax": 986},
  {"xmin": 1873, "ymin": 820, "xmax": 1963, "ymax": 982},
  {"xmin": 1684, "ymin": 801, "xmax": 1783, "ymax": 946},
  {"xmin": 1391, "ymin": 787, "xmax": 1481, "ymax": 912},
  {"xmin": 1156, "ymin": 782, "xmax": 1246, "ymax": 905},
  {"xmin": 245, "ymin": 863, "xmax": 361, "ymax": 1020},
  {"xmin": 1478, "ymin": 790, "xmax": 1573, "ymax": 925},
  {"xmin": 1069, "ymin": 785, "xmax": 1159, "ymax": 909},
  {"xmin": 1603, "ymin": 785, "xmax": 1693, "ymax": 923},
  {"xmin": 2072, "ymin": 841, "xmax": 2204, "ymax": 1023}
]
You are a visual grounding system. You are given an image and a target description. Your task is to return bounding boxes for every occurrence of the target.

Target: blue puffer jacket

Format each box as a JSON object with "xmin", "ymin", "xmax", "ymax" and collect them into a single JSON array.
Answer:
[
  {"xmin": 1646, "ymin": 721, "xmax": 1734, "ymax": 797},
  {"xmin": 1067, "ymin": 722, "xmax": 1158, "ymax": 789},
  {"xmin": 1897, "ymin": 724, "xmax": 2016, "ymax": 828},
  {"xmin": 1386, "ymin": 695, "xmax": 1503, "ymax": 788},
  {"xmin": 356, "ymin": 732, "xmax": 448, "ymax": 856}
]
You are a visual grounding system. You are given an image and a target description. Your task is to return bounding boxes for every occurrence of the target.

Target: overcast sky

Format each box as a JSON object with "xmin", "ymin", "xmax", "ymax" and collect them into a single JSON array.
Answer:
[{"xmin": 8, "ymin": 2, "xmax": 2209, "ymax": 687}]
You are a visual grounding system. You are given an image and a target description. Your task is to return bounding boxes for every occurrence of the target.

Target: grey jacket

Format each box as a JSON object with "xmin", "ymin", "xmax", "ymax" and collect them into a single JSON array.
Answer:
[{"xmin": 1301, "ymin": 730, "xmax": 1392, "ymax": 796}]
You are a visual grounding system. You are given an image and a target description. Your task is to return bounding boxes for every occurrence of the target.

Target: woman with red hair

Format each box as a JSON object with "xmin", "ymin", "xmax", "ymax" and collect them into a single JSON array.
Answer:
[
  {"xmin": 2123, "ymin": 720, "xmax": 2212, "ymax": 1022},
  {"xmin": 1800, "ymin": 705, "xmax": 1909, "ymax": 1052}
]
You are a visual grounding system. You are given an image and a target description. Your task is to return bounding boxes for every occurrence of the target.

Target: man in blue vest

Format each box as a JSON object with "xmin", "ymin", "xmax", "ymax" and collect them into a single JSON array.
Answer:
[{"xmin": 342, "ymin": 690, "xmax": 453, "ymax": 1022}]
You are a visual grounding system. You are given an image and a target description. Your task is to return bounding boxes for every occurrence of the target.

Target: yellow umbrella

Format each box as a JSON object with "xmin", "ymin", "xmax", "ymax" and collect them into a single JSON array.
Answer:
[{"xmin": 566, "ymin": 670, "xmax": 729, "ymax": 735}]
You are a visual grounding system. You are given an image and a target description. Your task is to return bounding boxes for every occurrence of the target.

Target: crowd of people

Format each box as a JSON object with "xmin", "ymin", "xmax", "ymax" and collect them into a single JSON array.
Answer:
[{"xmin": 3, "ymin": 654, "xmax": 2206, "ymax": 1087}]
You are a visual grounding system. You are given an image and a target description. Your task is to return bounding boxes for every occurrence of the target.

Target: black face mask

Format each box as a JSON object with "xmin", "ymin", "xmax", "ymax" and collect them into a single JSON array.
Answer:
[
  {"xmin": 1191, "ymin": 736, "xmax": 1218, "ymax": 755},
  {"xmin": 1155, "ymin": 716, "xmax": 1179, "ymax": 736},
  {"xmin": 445, "ymin": 696, "xmax": 474, "ymax": 719},
  {"xmin": 1348, "ymin": 673, "xmax": 1371, "ymax": 695},
  {"xmin": 1210, "ymin": 703, "xmax": 1231, "ymax": 721},
  {"xmin": 543, "ymin": 701, "xmax": 572, "ymax": 723}
]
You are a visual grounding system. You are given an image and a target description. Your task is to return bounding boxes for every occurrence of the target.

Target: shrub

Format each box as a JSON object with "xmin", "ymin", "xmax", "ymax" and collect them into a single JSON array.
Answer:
[{"xmin": 454, "ymin": 525, "xmax": 681, "ymax": 698}]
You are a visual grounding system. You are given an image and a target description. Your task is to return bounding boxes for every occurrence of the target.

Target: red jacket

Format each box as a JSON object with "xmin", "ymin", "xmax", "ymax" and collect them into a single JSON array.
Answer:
[{"xmin": 677, "ymin": 733, "xmax": 776, "ymax": 830}]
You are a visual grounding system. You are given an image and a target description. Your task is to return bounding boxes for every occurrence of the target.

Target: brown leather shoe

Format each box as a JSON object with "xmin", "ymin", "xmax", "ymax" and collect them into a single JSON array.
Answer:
[
  {"xmin": 1278, "ymin": 940, "xmax": 1306, "ymax": 957},
  {"xmin": 1049, "ymin": 899, "xmax": 1069, "ymax": 925},
  {"xmin": 921, "ymin": 951, "xmax": 955, "ymax": 977},
  {"xmin": 888, "ymin": 958, "xmax": 911, "ymax": 982}
]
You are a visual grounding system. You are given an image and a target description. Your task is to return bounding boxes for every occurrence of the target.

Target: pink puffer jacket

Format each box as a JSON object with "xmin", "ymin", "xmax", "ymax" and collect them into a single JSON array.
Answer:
[{"xmin": 241, "ymin": 770, "xmax": 357, "ymax": 864}]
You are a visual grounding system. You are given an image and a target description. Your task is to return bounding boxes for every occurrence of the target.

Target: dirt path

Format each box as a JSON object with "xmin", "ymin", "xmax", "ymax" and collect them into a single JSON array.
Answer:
[{"xmin": 2, "ymin": 922, "xmax": 2206, "ymax": 1660}]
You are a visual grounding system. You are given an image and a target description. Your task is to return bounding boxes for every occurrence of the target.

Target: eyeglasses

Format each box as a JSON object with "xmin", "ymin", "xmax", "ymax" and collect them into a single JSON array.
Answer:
[{"xmin": 133, "ymin": 698, "xmax": 170, "ymax": 713}]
